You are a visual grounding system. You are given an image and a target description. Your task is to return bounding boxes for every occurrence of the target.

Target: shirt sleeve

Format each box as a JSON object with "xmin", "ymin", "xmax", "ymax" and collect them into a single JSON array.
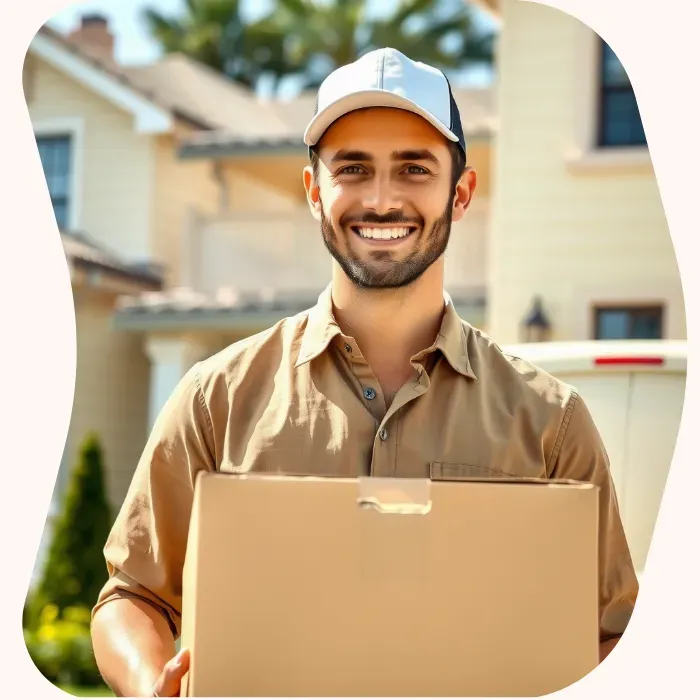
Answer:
[
  {"xmin": 92, "ymin": 362, "xmax": 216, "ymax": 639},
  {"xmin": 550, "ymin": 390, "xmax": 639, "ymax": 642}
]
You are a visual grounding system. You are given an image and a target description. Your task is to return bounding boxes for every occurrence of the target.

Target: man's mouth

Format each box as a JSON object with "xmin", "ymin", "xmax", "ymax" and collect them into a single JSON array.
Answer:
[{"xmin": 350, "ymin": 225, "xmax": 417, "ymax": 240}]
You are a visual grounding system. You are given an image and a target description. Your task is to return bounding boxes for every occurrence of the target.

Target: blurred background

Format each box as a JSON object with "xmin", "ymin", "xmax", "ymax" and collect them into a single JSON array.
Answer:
[{"xmin": 22, "ymin": 0, "xmax": 684, "ymax": 695}]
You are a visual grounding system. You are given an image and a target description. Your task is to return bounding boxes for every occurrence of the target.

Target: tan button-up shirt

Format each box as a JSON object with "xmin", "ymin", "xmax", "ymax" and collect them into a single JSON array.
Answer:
[{"xmin": 95, "ymin": 286, "xmax": 638, "ymax": 642}]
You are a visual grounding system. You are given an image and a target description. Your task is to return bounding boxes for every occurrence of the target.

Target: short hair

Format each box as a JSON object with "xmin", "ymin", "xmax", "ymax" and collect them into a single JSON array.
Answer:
[{"xmin": 309, "ymin": 139, "xmax": 467, "ymax": 193}]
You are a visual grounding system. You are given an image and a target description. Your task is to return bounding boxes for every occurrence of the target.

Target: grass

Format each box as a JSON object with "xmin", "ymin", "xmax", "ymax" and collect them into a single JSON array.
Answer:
[{"xmin": 55, "ymin": 685, "xmax": 114, "ymax": 697}]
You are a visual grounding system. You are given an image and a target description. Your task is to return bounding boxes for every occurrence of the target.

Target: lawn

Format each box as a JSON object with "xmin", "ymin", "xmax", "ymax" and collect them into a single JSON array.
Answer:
[{"xmin": 56, "ymin": 686, "xmax": 113, "ymax": 697}]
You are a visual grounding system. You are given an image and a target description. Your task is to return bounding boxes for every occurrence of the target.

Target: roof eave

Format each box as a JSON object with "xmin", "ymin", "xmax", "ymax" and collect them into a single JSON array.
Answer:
[{"xmin": 29, "ymin": 31, "xmax": 173, "ymax": 134}]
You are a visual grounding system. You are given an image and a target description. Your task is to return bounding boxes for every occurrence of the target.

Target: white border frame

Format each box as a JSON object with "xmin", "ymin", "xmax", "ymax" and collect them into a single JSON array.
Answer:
[{"xmin": 32, "ymin": 115, "xmax": 84, "ymax": 232}]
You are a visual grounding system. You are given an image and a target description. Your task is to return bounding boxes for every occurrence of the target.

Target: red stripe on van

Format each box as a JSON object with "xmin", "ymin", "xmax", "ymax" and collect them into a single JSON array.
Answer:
[{"xmin": 594, "ymin": 357, "xmax": 665, "ymax": 366}]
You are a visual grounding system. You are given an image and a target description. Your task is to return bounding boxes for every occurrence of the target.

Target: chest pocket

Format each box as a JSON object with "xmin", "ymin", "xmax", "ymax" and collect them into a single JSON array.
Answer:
[{"xmin": 430, "ymin": 461, "xmax": 529, "ymax": 481}]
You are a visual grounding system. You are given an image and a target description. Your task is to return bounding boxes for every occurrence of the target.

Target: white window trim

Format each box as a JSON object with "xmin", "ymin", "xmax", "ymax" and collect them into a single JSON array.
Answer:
[
  {"xmin": 565, "ymin": 24, "xmax": 651, "ymax": 174},
  {"xmin": 33, "ymin": 116, "xmax": 85, "ymax": 232},
  {"xmin": 29, "ymin": 33, "xmax": 172, "ymax": 134}
]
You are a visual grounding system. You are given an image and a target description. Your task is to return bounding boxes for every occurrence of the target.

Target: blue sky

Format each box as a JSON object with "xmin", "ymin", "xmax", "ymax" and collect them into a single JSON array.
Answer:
[{"xmin": 47, "ymin": 0, "xmax": 496, "ymax": 87}]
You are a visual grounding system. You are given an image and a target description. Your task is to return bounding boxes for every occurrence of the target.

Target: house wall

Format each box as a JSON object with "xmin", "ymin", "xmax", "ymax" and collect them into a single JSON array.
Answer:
[
  {"xmin": 487, "ymin": 0, "xmax": 683, "ymax": 343},
  {"xmin": 26, "ymin": 55, "xmax": 155, "ymax": 263},
  {"xmin": 62, "ymin": 288, "xmax": 151, "ymax": 512}
]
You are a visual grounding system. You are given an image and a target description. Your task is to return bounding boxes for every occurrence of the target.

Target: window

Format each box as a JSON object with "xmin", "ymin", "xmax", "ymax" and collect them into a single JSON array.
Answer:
[
  {"xmin": 594, "ymin": 306, "xmax": 663, "ymax": 340},
  {"xmin": 36, "ymin": 134, "xmax": 73, "ymax": 230},
  {"xmin": 597, "ymin": 40, "xmax": 646, "ymax": 148}
]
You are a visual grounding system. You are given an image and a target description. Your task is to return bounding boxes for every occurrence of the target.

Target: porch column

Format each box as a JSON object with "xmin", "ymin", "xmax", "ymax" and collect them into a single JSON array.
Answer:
[{"xmin": 145, "ymin": 336, "xmax": 209, "ymax": 431}]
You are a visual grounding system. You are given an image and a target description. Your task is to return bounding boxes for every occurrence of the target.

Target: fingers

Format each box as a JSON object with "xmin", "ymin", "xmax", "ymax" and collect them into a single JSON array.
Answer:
[{"xmin": 152, "ymin": 648, "xmax": 190, "ymax": 698}]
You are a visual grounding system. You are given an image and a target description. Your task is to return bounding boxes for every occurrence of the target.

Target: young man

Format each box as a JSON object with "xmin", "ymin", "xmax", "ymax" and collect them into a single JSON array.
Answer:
[{"xmin": 91, "ymin": 48, "xmax": 638, "ymax": 697}]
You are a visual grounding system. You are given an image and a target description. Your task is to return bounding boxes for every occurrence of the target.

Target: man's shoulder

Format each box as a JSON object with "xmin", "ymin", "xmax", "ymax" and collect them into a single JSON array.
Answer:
[
  {"xmin": 195, "ymin": 309, "xmax": 310, "ymax": 389},
  {"xmin": 464, "ymin": 321, "xmax": 577, "ymax": 412}
]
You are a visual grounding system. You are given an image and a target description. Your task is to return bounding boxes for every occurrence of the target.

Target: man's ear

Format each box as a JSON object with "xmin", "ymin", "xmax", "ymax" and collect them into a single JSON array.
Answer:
[
  {"xmin": 452, "ymin": 166, "xmax": 477, "ymax": 224},
  {"xmin": 303, "ymin": 166, "xmax": 322, "ymax": 222}
]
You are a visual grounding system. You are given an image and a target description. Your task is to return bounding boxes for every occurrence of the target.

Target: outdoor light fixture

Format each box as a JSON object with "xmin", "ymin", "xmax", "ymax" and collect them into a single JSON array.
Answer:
[{"xmin": 522, "ymin": 295, "xmax": 551, "ymax": 343}]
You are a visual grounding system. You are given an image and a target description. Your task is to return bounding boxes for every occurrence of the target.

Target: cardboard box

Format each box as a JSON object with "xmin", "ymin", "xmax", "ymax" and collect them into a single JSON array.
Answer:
[{"xmin": 180, "ymin": 473, "xmax": 600, "ymax": 697}]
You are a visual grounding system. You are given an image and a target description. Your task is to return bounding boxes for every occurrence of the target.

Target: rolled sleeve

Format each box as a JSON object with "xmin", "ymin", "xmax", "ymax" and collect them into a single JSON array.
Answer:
[
  {"xmin": 550, "ymin": 391, "xmax": 639, "ymax": 641},
  {"xmin": 92, "ymin": 362, "xmax": 216, "ymax": 639}
]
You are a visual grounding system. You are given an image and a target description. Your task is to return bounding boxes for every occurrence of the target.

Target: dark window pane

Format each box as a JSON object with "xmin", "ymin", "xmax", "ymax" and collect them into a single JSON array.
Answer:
[
  {"xmin": 596, "ymin": 307, "xmax": 663, "ymax": 340},
  {"xmin": 630, "ymin": 312, "xmax": 662, "ymax": 339},
  {"xmin": 597, "ymin": 310, "xmax": 629, "ymax": 340},
  {"xmin": 53, "ymin": 201, "xmax": 69, "ymax": 231},
  {"xmin": 598, "ymin": 40, "xmax": 646, "ymax": 148},
  {"xmin": 35, "ymin": 135, "xmax": 72, "ymax": 229},
  {"xmin": 601, "ymin": 43, "xmax": 630, "ymax": 88},
  {"xmin": 600, "ymin": 91, "xmax": 646, "ymax": 146}
]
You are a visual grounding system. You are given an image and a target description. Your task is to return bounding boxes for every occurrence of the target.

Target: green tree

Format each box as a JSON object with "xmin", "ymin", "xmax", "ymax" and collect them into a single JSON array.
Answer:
[
  {"xmin": 27, "ymin": 433, "xmax": 112, "ymax": 628},
  {"xmin": 143, "ymin": 0, "xmax": 494, "ymax": 93},
  {"xmin": 142, "ymin": 0, "xmax": 294, "ymax": 89},
  {"xmin": 259, "ymin": 0, "xmax": 494, "ymax": 89}
]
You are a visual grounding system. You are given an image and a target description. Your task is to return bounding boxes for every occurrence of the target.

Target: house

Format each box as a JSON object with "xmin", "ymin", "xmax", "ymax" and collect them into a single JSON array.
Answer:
[
  {"xmin": 23, "ymin": 15, "xmax": 308, "ymax": 586},
  {"xmin": 25, "ymin": 14, "xmax": 495, "ymax": 584},
  {"xmin": 473, "ymin": 0, "xmax": 684, "ymax": 343}
]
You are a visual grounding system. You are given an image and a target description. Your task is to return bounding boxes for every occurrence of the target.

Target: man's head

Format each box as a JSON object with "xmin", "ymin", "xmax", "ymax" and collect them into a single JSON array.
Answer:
[{"xmin": 302, "ymin": 48, "xmax": 476, "ymax": 290}]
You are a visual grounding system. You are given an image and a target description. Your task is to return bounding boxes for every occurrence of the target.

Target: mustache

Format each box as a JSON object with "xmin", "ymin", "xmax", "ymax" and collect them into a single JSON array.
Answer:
[{"xmin": 340, "ymin": 211, "xmax": 422, "ymax": 227}]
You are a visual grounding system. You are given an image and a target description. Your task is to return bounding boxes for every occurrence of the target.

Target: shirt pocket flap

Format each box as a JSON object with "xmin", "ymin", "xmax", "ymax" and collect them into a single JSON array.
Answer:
[{"xmin": 429, "ymin": 461, "xmax": 518, "ymax": 481}]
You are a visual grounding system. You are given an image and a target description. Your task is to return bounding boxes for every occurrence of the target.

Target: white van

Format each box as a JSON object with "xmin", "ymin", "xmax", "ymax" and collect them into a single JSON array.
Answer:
[{"xmin": 501, "ymin": 340, "xmax": 687, "ymax": 577}]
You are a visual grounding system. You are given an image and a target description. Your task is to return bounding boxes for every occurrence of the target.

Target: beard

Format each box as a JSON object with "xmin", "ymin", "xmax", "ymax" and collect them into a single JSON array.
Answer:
[{"xmin": 319, "ymin": 197, "xmax": 453, "ymax": 289}]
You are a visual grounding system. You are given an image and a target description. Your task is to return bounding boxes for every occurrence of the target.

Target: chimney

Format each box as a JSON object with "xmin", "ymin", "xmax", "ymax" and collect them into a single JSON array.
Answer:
[{"xmin": 66, "ymin": 14, "xmax": 115, "ymax": 63}]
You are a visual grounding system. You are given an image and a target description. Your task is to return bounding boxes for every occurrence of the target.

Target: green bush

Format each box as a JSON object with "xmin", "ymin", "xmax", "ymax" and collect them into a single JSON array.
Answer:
[
  {"xmin": 25, "ymin": 604, "xmax": 104, "ymax": 688},
  {"xmin": 26, "ymin": 432, "xmax": 112, "ymax": 629}
]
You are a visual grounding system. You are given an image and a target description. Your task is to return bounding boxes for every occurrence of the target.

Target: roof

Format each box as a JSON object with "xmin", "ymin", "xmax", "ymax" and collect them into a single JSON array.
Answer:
[
  {"xmin": 121, "ymin": 54, "xmax": 293, "ymax": 135},
  {"xmin": 62, "ymin": 230, "xmax": 163, "ymax": 288},
  {"xmin": 112, "ymin": 284, "xmax": 486, "ymax": 331},
  {"xmin": 33, "ymin": 22, "xmax": 496, "ymax": 156},
  {"xmin": 179, "ymin": 86, "xmax": 497, "ymax": 159}
]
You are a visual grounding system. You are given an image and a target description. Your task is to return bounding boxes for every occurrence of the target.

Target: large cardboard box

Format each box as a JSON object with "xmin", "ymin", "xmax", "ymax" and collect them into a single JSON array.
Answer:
[{"xmin": 180, "ymin": 473, "xmax": 600, "ymax": 697}]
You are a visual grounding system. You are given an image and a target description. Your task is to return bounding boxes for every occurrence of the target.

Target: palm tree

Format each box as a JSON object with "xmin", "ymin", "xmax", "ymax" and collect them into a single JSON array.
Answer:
[
  {"xmin": 142, "ymin": 0, "xmax": 294, "ymax": 89},
  {"xmin": 143, "ymin": 0, "xmax": 494, "ymax": 93},
  {"xmin": 261, "ymin": 0, "xmax": 494, "ymax": 89}
]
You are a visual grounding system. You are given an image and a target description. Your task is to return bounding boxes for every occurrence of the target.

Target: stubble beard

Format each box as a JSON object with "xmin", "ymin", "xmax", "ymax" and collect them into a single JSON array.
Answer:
[{"xmin": 319, "ymin": 197, "xmax": 454, "ymax": 290}]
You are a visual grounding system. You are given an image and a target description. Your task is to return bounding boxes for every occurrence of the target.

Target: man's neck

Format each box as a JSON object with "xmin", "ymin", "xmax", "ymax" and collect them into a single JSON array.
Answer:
[{"xmin": 330, "ymin": 268, "xmax": 446, "ymax": 399}]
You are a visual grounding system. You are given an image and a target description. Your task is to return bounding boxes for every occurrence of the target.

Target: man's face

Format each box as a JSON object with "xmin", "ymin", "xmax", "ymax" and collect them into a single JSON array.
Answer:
[{"xmin": 304, "ymin": 108, "xmax": 474, "ymax": 289}]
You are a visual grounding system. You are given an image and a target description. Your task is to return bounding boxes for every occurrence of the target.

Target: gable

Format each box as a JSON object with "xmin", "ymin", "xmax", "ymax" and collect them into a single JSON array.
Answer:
[{"xmin": 27, "ymin": 30, "xmax": 172, "ymax": 134}]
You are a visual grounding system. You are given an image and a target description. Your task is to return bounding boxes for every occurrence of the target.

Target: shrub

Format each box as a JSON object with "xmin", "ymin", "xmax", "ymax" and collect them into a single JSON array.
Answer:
[
  {"xmin": 26, "ymin": 432, "xmax": 112, "ymax": 629},
  {"xmin": 25, "ymin": 604, "xmax": 104, "ymax": 688}
]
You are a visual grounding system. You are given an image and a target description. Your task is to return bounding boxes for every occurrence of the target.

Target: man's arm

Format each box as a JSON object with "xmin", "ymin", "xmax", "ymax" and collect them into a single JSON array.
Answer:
[
  {"xmin": 91, "ymin": 363, "xmax": 217, "ymax": 696},
  {"xmin": 91, "ymin": 598, "xmax": 183, "ymax": 697},
  {"xmin": 549, "ymin": 390, "xmax": 639, "ymax": 664}
]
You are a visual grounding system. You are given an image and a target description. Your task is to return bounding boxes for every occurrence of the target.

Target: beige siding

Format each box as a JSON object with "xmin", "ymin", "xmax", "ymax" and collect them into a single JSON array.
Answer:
[
  {"xmin": 151, "ymin": 132, "xmax": 221, "ymax": 287},
  {"xmin": 487, "ymin": 1, "xmax": 683, "ymax": 343},
  {"xmin": 62, "ymin": 289, "xmax": 151, "ymax": 511},
  {"xmin": 27, "ymin": 56, "xmax": 155, "ymax": 262}
]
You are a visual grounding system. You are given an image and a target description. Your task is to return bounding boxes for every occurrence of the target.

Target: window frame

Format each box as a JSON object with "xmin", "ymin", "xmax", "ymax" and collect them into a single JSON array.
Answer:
[
  {"xmin": 567, "ymin": 26, "xmax": 650, "ymax": 173},
  {"xmin": 32, "ymin": 117, "xmax": 84, "ymax": 231},
  {"xmin": 592, "ymin": 303, "xmax": 665, "ymax": 340},
  {"xmin": 596, "ymin": 39, "xmax": 647, "ymax": 149}
]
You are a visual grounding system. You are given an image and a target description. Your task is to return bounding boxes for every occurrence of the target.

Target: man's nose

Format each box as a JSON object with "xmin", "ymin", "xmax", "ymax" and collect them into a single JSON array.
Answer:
[{"xmin": 361, "ymin": 173, "xmax": 403, "ymax": 214}]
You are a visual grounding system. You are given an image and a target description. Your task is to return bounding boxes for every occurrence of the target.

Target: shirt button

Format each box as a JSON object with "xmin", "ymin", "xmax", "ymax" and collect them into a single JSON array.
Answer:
[
  {"xmin": 379, "ymin": 428, "xmax": 388, "ymax": 441},
  {"xmin": 344, "ymin": 343, "xmax": 352, "ymax": 353},
  {"xmin": 363, "ymin": 387, "xmax": 376, "ymax": 400}
]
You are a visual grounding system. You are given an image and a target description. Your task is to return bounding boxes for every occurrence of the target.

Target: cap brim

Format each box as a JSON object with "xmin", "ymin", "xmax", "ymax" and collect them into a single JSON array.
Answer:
[{"xmin": 303, "ymin": 90, "xmax": 460, "ymax": 147}]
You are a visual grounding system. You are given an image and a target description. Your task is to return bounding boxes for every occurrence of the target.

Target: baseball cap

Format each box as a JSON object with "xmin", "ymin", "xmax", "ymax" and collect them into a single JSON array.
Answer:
[{"xmin": 304, "ymin": 47, "xmax": 466, "ymax": 157}]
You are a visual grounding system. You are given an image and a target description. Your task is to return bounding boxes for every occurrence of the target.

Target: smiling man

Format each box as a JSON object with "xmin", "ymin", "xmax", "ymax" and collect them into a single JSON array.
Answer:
[{"xmin": 91, "ymin": 49, "xmax": 638, "ymax": 697}]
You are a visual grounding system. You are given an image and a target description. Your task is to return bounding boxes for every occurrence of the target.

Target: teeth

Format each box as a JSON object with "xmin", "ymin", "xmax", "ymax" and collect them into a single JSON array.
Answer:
[{"xmin": 358, "ymin": 227, "xmax": 411, "ymax": 240}]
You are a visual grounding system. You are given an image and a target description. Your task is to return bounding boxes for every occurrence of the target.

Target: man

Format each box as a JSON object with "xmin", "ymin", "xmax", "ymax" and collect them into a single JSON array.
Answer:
[{"xmin": 91, "ymin": 48, "xmax": 638, "ymax": 697}]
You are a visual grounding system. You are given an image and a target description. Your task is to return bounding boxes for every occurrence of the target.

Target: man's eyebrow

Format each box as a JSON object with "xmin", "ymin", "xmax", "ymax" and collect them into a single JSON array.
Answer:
[
  {"xmin": 330, "ymin": 149, "xmax": 373, "ymax": 163},
  {"xmin": 391, "ymin": 149, "xmax": 440, "ymax": 165}
]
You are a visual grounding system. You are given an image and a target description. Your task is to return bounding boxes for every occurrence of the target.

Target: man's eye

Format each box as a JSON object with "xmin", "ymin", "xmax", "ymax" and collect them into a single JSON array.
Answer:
[
  {"xmin": 338, "ymin": 165, "xmax": 365, "ymax": 175},
  {"xmin": 405, "ymin": 165, "xmax": 429, "ymax": 175}
]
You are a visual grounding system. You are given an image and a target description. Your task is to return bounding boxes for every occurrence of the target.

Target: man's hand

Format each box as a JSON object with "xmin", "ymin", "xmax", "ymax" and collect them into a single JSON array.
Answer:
[{"xmin": 151, "ymin": 648, "xmax": 190, "ymax": 697}]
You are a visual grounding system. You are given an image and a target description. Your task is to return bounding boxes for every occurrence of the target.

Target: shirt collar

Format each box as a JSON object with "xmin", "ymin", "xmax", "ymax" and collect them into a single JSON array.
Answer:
[{"xmin": 295, "ymin": 285, "xmax": 477, "ymax": 381}]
